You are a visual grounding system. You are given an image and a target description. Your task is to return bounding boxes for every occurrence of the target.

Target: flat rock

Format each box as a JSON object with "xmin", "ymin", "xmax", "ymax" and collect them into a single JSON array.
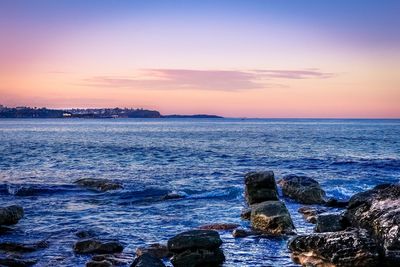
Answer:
[
  {"xmin": 136, "ymin": 243, "xmax": 170, "ymax": 259},
  {"xmin": 198, "ymin": 223, "xmax": 239, "ymax": 231},
  {"xmin": 167, "ymin": 230, "xmax": 222, "ymax": 253},
  {"xmin": 131, "ymin": 253, "xmax": 166, "ymax": 267},
  {"xmin": 170, "ymin": 248, "xmax": 225, "ymax": 267},
  {"xmin": 244, "ymin": 171, "xmax": 279, "ymax": 205},
  {"xmin": 73, "ymin": 239, "xmax": 124, "ymax": 254},
  {"xmin": 0, "ymin": 205, "xmax": 24, "ymax": 225},
  {"xmin": 250, "ymin": 201, "xmax": 295, "ymax": 235},
  {"xmin": 314, "ymin": 212, "xmax": 346, "ymax": 233},
  {"xmin": 279, "ymin": 175, "xmax": 326, "ymax": 204},
  {"xmin": 288, "ymin": 229, "xmax": 380, "ymax": 267},
  {"xmin": 74, "ymin": 178, "xmax": 122, "ymax": 192}
]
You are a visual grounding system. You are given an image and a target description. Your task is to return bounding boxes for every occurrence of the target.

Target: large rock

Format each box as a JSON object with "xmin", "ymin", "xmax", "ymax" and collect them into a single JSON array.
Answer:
[
  {"xmin": 314, "ymin": 213, "xmax": 346, "ymax": 233},
  {"xmin": 244, "ymin": 171, "xmax": 279, "ymax": 205},
  {"xmin": 0, "ymin": 205, "xmax": 24, "ymax": 225},
  {"xmin": 250, "ymin": 201, "xmax": 295, "ymax": 235},
  {"xmin": 279, "ymin": 175, "xmax": 326, "ymax": 204},
  {"xmin": 171, "ymin": 248, "xmax": 225, "ymax": 267},
  {"xmin": 131, "ymin": 253, "xmax": 166, "ymax": 267},
  {"xmin": 167, "ymin": 230, "xmax": 222, "ymax": 253},
  {"xmin": 74, "ymin": 178, "xmax": 122, "ymax": 192},
  {"xmin": 344, "ymin": 183, "xmax": 400, "ymax": 264},
  {"xmin": 73, "ymin": 239, "xmax": 124, "ymax": 254},
  {"xmin": 288, "ymin": 229, "xmax": 380, "ymax": 267}
]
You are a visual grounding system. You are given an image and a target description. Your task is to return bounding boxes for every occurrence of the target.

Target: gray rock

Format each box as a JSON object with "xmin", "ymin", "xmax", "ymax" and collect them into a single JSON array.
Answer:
[
  {"xmin": 314, "ymin": 212, "xmax": 346, "ymax": 233},
  {"xmin": 244, "ymin": 171, "xmax": 279, "ymax": 205},
  {"xmin": 73, "ymin": 239, "xmax": 124, "ymax": 254},
  {"xmin": 167, "ymin": 230, "xmax": 222, "ymax": 253},
  {"xmin": 279, "ymin": 175, "xmax": 326, "ymax": 204},
  {"xmin": 74, "ymin": 178, "xmax": 122, "ymax": 192},
  {"xmin": 136, "ymin": 243, "xmax": 170, "ymax": 259},
  {"xmin": 170, "ymin": 248, "xmax": 225, "ymax": 267},
  {"xmin": 288, "ymin": 229, "xmax": 380, "ymax": 267},
  {"xmin": 250, "ymin": 201, "xmax": 295, "ymax": 235},
  {"xmin": 298, "ymin": 206, "xmax": 327, "ymax": 224},
  {"xmin": 131, "ymin": 253, "xmax": 166, "ymax": 267},
  {"xmin": 0, "ymin": 205, "xmax": 24, "ymax": 225}
]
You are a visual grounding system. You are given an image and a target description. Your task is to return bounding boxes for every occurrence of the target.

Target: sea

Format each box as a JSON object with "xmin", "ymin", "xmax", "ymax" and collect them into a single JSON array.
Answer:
[{"xmin": 0, "ymin": 118, "xmax": 399, "ymax": 266}]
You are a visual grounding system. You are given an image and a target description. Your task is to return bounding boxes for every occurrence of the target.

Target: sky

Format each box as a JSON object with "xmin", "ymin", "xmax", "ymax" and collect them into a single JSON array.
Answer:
[{"xmin": 0, "ymin": 0, "xmax": 399, "ymax": 118}]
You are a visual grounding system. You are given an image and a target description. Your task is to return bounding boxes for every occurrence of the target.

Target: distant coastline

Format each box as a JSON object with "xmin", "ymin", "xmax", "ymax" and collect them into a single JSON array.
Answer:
[{"xmin": 0, "ymin": 105, "xmax": 223, "ymax": 119}]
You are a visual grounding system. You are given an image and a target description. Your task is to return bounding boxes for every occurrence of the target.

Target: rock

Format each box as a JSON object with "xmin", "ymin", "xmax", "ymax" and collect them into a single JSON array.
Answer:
[
  {"xmin": 76, "ymin": 229, "xmax": 97, "ymax": 239},
  {"xmin": 198, "ymin": 223, "xmax": 239, "ymax": 231},
  {"xmin": 162, "ymin": 192, "xmax": 186, "ymax": 200},
  {"xmin": 250, "ymin": 201, "xmax": 295, "ymax": 235},
  {"xmin": 232, "ymin": 228, "xmax": 255, "ymax": 238},
  {"xmin": 136, "ymin": 243, "xmax": 170, "ymax": 259},
  {"xmin": 167, "ymin": 230, "xmax": 222, "ymax": 253},
  {"xmin": 344, "ymin": 183, "xmax": 400, "ymax": 264},
  {"xmin": 73, "ymin": 239, "xmax": 124, "ymax": 254},
  {"xmin": 0, "ymin": 240, "xmax": 48, "ymax": 253},
  {"xmin": 240, "ymin": 208, "xmax": 251, "ymax": 220},
  {"xmin": 131, "ymin": 253, "xmax": 166, "ymax": 267},
  {"xmin": 92, "ymin": 254, "xmax": 132, "ymax": 265},
  {"xmin": 325, "ymin": 198, "xmax": 349, "ymax": 208},
  {"xmin": 171, "ymin": 248, "xmax": 225, "ymax": 267},
  {"xmin": 279, "ymin": 175, "xmax": 326, "ymax": 204},
  {"xmin": 0, "ymin": 205, "xmax": 24, "ymax": 225},
  {"xmin": 298, "ymin": 206, "xmax": 327, "ymax": 224},
  {"xmin": 244, "ymin": 171, "xmax": 279, "ymax": 205},
  {"xmin": 314, "ymin": 212, "xmax": 346, "ymax": 233},
  {"xmin": 86, "ymin": 260, "xmax": 113, "ymax": 267},
  {"xmin": 74, "ymin": 178, "xmax": 122, "ymax": 192},
  {"xmin": 288, "ymin": 229, "xmax": 380, "ymax": 267},
  {"xmin": 0, "ymin": 257, "xmax": 37, "ymax": 266}
]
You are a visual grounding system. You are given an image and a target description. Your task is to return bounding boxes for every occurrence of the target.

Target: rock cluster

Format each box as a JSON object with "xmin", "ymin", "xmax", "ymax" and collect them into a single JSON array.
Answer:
[{"xmin": 167, "ymin": 230, "xmax": 225, "ymax": 267}]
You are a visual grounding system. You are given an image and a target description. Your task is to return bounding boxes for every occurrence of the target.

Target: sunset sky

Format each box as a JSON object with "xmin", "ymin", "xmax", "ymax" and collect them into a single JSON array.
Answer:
[{"xmin": 1, "ymin": 0, "xmax": 399, "ymax": 118}]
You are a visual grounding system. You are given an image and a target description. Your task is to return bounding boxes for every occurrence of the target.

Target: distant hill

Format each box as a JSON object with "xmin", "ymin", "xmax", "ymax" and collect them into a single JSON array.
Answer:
[{"xmin": 163, "ymin": 114, "xmax": 223, "ymax": 118}]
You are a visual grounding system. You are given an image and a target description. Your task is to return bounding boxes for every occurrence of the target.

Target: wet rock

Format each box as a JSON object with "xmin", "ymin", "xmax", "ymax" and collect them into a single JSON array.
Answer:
[
  {"xmin": 0, "ymin": 240, "xmax": 48, "ymax": 253},
  {"xmin": 344, "ymin": 183, "xmax": 400, "ymax": 264},
  {"xmin": 232, "ymin": 228, "xmax": 255, "ymax": 238},
  {"xmin": 76, "ymin": 229, "xmax": 97, "ymax": 239},
  {"xmin": 298, "ymin": 206, "xmax": 327, "ymax": 224},
  {"xmin": 92, "ymin": 254, "xmax": 132, "ymax": 265},
  {"xmin": 86, "ymin": 260, "xmax": 113, "ymax": 267},
  {"xmin": 162, "ymin": 192, "xmax": 186, "ymax": 200},
  {"xmin": 136, "ymin": 243, "xmax": 170, "ymax": 259},
  {"xmin": 240, "ymin": 208, "xmax": 251, "ymax": 220},
  {"xmin": 314, "ymin": 212, "xmax": 346, "ymax": 233},
  {"xmin": 171, "ymin": 248, "xmax": 225, "ymax": 267},
  {"xmin": 74, "ymin": 178, "xmax": 123, "ymax": 192},
  {"xmin": 167, "ymin": 230, "xmax": 222, "ymax": 253},
  {"xmin": 279, "ymin": 175, "xmax": 326, "ymax": 204},
  {"xmin": 244, "ymin": 171, "xmax": 278, "ymax": 205},
  {"xmin": 73, "ymin": 239, "xmax": 124, "ymax": 254},
  {"xmin": 198, "ymin": 223, "xmax": 239, "ymax": 231},
  {"xmin": 250, "ymin": 201, "xmax": 295, "ymax": 235},
  {"xmin": 0, "ymin": 257, "xmax": 37, "ymax": 266},
  {"xmin": 325, "ymin": 198, "xmax": 349, "ymax": 208},
  {"xmin": 0, "ymin": 205, "xmax": 24, "ymax": 225},
  {"xmin": 131, "ymin": 253, "xmax": 166, "ymax": 267},
  {"xmin": 0, "ymin": 226, "xmax": 12, "ymax": 234},
  {"xmin": 288, "ymin": 229, "xmax": 380, "ymax": 267}
]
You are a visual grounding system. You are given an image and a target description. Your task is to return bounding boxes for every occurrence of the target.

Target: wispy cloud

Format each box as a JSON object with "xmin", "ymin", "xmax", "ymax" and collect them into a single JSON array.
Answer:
[{"xmin": 84, "ymin": 68, "xmax": 334, "ymax": 91}]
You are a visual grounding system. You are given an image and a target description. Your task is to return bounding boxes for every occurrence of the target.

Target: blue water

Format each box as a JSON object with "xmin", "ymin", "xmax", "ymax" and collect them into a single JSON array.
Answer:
[{"xmin": 0, "ymin": 118, "xmax": 399, "ymax": 266}]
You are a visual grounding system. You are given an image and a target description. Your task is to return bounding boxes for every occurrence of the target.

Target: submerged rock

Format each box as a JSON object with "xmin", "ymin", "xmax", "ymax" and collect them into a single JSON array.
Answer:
[
  {"xmin": 92, "ymin": 254, "xmax": 132, "ymax": 265},
  {"xmin": 171, "ymin": 248, "xmax": 225, "ymax": 267},
  {"xmin": 162, "ymin": 192, "xmax": 186, "ymax": 200},
  {"xmin": 298, "ymin": 206, "xmax": 327, "ymax": 224},
  {"xmin": 76, "ymin": 229, "xmax": 97, "ymax": 239},
  {"xmin": 0, "ymin": 257, "xmax": 37, "ymax": 266},
  {"xmin": 232, "ymin": 228, "xmax": 256, "ymax": 238},
  {"xmin": 131, "ymin": 253, "xmax": 166, "ymax": 267},
  {"xmin": 136, "ymin": 243, "xmax": 170, "ymax": 259},
  {"xmin": 0, "ymin": 205, "xmax": 24, "ymax": 225},
  {"xmin": 198, "ymin": 223, "xmax": 239, "ymax": 231},
  {"xmin": 0, "ymin": 240, "xmax": 48, "ymax": 253},
  {"xmin": 73, "ymin": 239, "xmax": 124, "ymax": 254},
  {"xmin": 74, "ymin": 178, "xmax": 122, "ymax": 192},
  {"xmin": 279, "ymin": 175, "xmax": 326, "ymax": 204},
  {"xmin": 86, "ymin": 260, "xmax": 113, "ymax": 267},
  {"xmin": 250, "ymin": 201, "xmax": 295, "ymax": 235},
  {"xmin": 344, "ymin": 183, "xmax": 400, "ymax": 264},
  {"xmin": 288, "ymin": 229, "xmax": 380, "ymax": 267},
  {"xmin": 314, "ymin": 212, "xmax": 346, "ymax": 233},
  {"xmin": 244, "ymin": 171, "xmax": 279, "ymax": 205}
]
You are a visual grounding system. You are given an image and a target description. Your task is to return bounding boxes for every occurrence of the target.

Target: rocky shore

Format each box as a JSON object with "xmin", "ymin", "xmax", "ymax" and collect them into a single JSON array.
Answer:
[{"xmin": 1, "ymin": 175, "xmax": 399, "ymax": 266}]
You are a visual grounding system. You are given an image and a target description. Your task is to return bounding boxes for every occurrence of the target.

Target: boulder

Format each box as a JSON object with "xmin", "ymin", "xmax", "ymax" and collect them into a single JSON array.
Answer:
[
  {"xmin": 73, "ymin": 239, "xmax": 124, "ymax": 254},
  {"xmin": 74, "ymin": 178, "xmax": 122, "ymax": 192},
  {"xmin": 314, "ymin": 212, "xmax": 346, "ymax": 233},
  {"xmin": 250, "ymin": 201, "xmax": 295, "ymax": 235},
  {"xmin": 171, "ymin": 248, "xmax": 225, "ymax": 267},
  {"xmin": 131, "ymin": 253, "xmax": 166, "ymax": 267},
  {"xmin": 167, "ymin": 230, "xmax": 222, "ymax": 253},
  {"xmin": 136, "ymin": 243, "xmax": 170, "ymax": 259},
  {"xmin": 0, "ymin": 205, "xmax": 24, "ymax": 225},
  {"xmin": 344, "ymin": 183, "xmax": 400, "ymax": 264},
  {"xmin": 279, "ymin": 175, "xmax": 326, "ymax": 204},
  {"xmin": 298, "ymin": 206, "xmax": 327, "ymax": 224},
  {"xmin": 244, "ymin": 171, "xmax": 278, "ymax": 205},
  {"xmin": 288, "ymin": 229, "xmax": 380, "ymax": 267},
  {"xmin": 198, "ymin": 223, "xmax": 239, "ymax": 231}
]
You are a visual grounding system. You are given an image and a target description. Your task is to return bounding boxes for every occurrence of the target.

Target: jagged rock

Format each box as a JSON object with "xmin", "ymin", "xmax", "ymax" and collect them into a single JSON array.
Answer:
[
  {"xmin": 167, "ymin": 230, "xmax": 222, "ymax": 253},
  {"xmin": 131, "ymin": 253, "xmax": 166, "ymax": 267},
  {"xmin": 279, "ymin": 175, "xmax": 326, "ymax": 204},
  {"xmin": 198, "ymin": 223, "xmax": 239, "ymax": 231},
  {"xmin": 0, "ymin": 240, "xmax": 48, "ymax": 253},
  {"xmin": 298, "ymin": 206, "xmax": 327, "ymax": 224},
  {"xmin": 0, "ymin": 205, "xmax": 24, "ymax": 225},
  {"xmin": 288, "ymin": 229, "xmax": 380, "ymax": 267},
  {"xmin": 86, "ymin": 260, "xmax": 113, "ymax": 267},
  {"xmin": 344, "ymin": 183, "xmax": 400, "ymax": 264},
  {"xmin": 73, "ymin": 239, "xmax": 124, "ymax": 254},
  {"xmin": 171, "ymin": 248, "xmax": 225, "ymax": 267},
  {"xmin": 0, "ymin": 257, "xmax": 37, "ymax": 266},
  {"xmin": 314, "ymin": 212, "xmax": 346, "ymax": 233},
  {"xmin": 244, "ymin": 171, "xmax": 278, "ymax": 205},
  {"xmin": 136, "ymin": 243, "xmax": 170, "ymax": 259},
  {"xmin": 250, "ymin": 201, "xmax": 295, "ymax": 235},
  {"xmin": 74, "ymin": 178, "xmax": 122, "ymax": 192}
]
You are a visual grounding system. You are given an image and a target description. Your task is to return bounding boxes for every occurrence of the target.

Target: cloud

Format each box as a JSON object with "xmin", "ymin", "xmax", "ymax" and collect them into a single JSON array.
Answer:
[{"xmin": 84, "ymin": 68, "xmax": 334, "ymax": 91}]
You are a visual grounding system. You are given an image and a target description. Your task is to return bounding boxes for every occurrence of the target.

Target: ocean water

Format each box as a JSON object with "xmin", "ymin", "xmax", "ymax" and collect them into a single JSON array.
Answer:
[{"xmin": 0, "ymin": 118, "xmax": 399, "ymax": 266}]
